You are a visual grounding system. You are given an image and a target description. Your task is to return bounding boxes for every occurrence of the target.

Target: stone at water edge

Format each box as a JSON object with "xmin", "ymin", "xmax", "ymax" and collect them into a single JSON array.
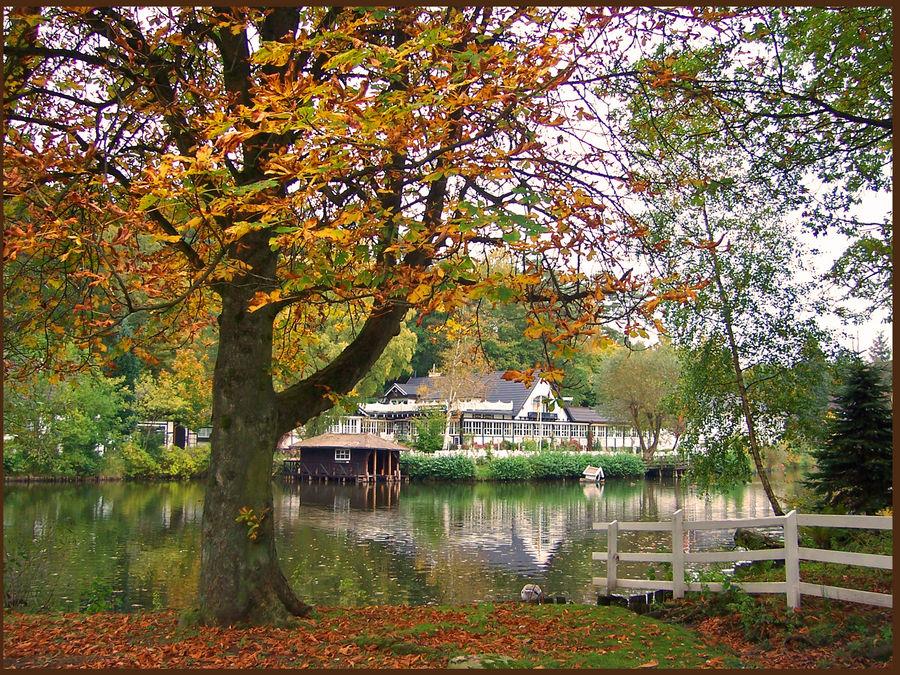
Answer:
[
  {"xmin": 734, "ymin": 528, "xmax": 781, "ymax": 550},
  {"xmin": 520, "ymin": 584, "xmax": 543, "ymax": 603},
  {"xmin": 448, "ymin": 654, "xmax": 515, "ymax": 669}
]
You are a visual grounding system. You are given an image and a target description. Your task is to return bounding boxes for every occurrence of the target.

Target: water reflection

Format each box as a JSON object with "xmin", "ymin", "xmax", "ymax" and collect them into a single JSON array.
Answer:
[{"xmin": 4, "ymin": 477, "xmax": 786, "ymax": 611}]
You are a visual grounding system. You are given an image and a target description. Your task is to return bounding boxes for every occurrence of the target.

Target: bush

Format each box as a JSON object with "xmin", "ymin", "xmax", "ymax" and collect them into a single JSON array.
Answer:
[
  {"xmin": 119, "ymin": 440, "xmax": 210, "ymax": 480},
  {"xmin": 411, "ymin": 412, "xmax": 445, "ymax": 453},
  {"xmin": 400, "ymin": 453, "xmax": 476, "ymax": 480},
  {"xmin": 595, "ymin": 452, "xmax": 646, "ymax": 478},
  {"xmin": 526, "ymin": 451, "xmax": 646, "ymax": 480},
  {"xmin": 159, "ymin": 443, "xmax": 210, "ymax": 479},
  {"xmin": 526, "ymin": 452, "xmax": 587, "ymax": 479},
  {"xmin": 487, "ymin": 456, "xmax": 534, "ymax": 480},
  {"xmin": 120, "ymin": 440, "xmax": 161, "ymax": 479},
  {"xmin": 400, "ymin": 450, "xmax": 645, "ymax": 482},
  {"xmin": 520, "ymin": 439, "xmax": 538, "ymax": 453}
]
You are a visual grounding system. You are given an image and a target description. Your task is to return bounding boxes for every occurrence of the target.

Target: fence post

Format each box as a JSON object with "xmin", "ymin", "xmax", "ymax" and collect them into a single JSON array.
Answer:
[
  {"xmin": 784, "ymin": 510, "xmax": 800, "ymax": 609},
  {"xmin": 672, "ymin": 509, "xmax": 685, "ymax": 599},
  {"xmin": 607, "ymin": 520, "xmax": 618, "ymax": 596}
]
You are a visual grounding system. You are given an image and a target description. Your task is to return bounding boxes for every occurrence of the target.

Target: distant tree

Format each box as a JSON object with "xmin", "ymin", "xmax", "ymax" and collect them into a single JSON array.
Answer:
[
  {"xmin": 593, "ymin": 341, "xmax": 682, "ymax": 462},
  {"xmin": 804, "ymin": 360, "xmax": 893, "ymax": 514},
  {"xmin": 405, "ymin": 314, "xmax": 450, "ymax": 382},
  {"xmin": 133, "ymin": 350, "xmax": 213, "ymax": 433},
  {"xmin": 430, "ymin": 313, "xmax": 492, "ymax": 450},
  {"xmin": 868, "ymin": 331, "xmax": 892, "ymax": 364},
  {"xmin": 3, "ymin": 368, "xmax": 130, "ymax": 476},
  {"xmin": 475, "ymin": 296, "xmax": 607, "ymax": 407},
  {"xmin": 411, "ymin": 410, "xmax": 446, "ymax": 454}
]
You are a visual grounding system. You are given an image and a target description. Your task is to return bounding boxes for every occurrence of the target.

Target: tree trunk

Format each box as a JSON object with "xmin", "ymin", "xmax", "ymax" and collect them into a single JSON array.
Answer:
[
  {"xmin": 198, "ymin": 247, "xmax": 311, "ymax": 626},
  {"xmin": 630, "ymin": 406, "xmax": 660, "ymax": 463},
  {"xmin": 704, "ymin": 210, "xmax": 784, "ymax": 516},
  {"xmin": 196, "ymin": 239, "xmax": 413, "ymax": 625}
]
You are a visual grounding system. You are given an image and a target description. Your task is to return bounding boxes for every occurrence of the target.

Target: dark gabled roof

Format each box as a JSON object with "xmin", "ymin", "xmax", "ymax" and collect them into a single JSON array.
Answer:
[
  {"xmin": 565, "ymin": 406, "xmax": 605, "ymax": 424},
  {"xmin": 382, "ymin": 371, "xmax": 543, "ymax": 414},
  {"xmin": 481, "ymin": 371, "xmax": 541, "ymax": 413},
  {"xmin": 382, "ymin": 382, "xmax": 414, "ymax": 398},
  {"xmin": 288, "ymin": 433, "xmax": 411, "ymax": 452},
  {"xmin": 564, "ymin": 406, "xmax": 628, "ymax": 424}
]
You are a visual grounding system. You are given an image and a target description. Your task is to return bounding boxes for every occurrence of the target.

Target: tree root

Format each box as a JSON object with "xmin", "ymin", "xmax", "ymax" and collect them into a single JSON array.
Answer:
[{"xmin": 275, "ymin": 570, "xmax": 314, "ymax": 618}]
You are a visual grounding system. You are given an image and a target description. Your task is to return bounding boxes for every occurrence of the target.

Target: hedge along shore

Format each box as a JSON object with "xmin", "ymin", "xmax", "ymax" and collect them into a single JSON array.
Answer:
[
  {"xmin": 399, "ymin": 451, "xmax": 646, "ymax": 481},
  {"xmin": 7, "ymin": 451, "xmax": 646, "ymax": 484}
]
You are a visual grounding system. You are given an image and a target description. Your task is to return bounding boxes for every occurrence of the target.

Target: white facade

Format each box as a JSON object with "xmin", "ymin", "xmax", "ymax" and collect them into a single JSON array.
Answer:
[
  {"xmin": 324, "ymin": 414, "xmax": 644, "ymax": 452},
  {"xmin": 278, "ymin": 372, "xmax": 679, "ymax": 454}
]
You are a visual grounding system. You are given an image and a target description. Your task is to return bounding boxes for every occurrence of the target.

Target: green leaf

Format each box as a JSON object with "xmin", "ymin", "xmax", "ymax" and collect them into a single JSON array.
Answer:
[
  {"xmin": 138, "ymin": 194, "xmax": 159, "ymax": 210},
  {"xmin": 231, "ymin": 179, "xmax": 279, "ymax": 196}
]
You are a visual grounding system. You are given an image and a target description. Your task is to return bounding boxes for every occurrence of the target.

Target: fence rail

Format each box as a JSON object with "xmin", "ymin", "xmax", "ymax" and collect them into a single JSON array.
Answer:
[{"xmin": 592, "ymin": 510, "xmax": 892, "ymax": 609}]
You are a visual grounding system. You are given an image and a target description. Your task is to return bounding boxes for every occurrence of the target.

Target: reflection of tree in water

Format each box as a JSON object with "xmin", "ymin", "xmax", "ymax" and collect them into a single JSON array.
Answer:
[{"xmin": 3, "ymin": 482, "xmax": 204, "ymax": 612}]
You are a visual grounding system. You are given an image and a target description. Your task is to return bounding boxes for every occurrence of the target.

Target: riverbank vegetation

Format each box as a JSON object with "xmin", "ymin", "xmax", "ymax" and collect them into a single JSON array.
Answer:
[
  {"xmin": 3, "ymin": 350, "xmax": 214, "ymax": 481},
  {"xmin": 399, "ymin": 451, "xmax": 645, "ymax": 482}
]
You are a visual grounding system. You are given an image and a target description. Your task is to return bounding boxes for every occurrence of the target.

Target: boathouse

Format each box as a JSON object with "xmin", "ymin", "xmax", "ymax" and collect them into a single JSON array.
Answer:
[{"xmin": 282, "ymin": 433, "xmax": 409, "ymax": 483}]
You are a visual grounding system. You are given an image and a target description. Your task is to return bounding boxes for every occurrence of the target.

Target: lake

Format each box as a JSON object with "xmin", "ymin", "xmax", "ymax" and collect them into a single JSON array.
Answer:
[{"xmin": 3, "ymin": 476, "xmax": 790, "ymax": 612}]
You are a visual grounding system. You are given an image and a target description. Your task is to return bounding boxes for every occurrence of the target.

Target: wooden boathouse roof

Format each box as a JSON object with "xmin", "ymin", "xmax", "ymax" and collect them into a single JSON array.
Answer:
[{"xmin": 287, "ymin": 432, "xmax": 411, "ymax": 452}]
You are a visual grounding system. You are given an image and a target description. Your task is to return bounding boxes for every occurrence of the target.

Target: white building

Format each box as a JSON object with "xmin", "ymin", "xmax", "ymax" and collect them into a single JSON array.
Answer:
[{"xmin": 321, "ymin": 370, "xmax": 648, "ymax": 452}]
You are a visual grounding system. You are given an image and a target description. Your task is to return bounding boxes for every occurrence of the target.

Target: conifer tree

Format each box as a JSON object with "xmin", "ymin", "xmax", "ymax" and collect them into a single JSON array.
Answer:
[
  {"xmin": 805, "ymin": 361, "xmax": 893, "ymax": 513},
  {"xmin": 868, "ymin": 331, "xmax": 891, "ymax": 364}
]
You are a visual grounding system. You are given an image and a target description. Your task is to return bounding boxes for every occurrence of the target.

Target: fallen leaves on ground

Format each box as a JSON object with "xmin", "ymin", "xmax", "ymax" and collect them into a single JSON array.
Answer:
[
  {"xmin": 4, "ymin": 599, "xmax": 891, "ymax": 669},
  {"xmin": 3, "ymin": 603, "xmax": 731, "ymax": 669}
]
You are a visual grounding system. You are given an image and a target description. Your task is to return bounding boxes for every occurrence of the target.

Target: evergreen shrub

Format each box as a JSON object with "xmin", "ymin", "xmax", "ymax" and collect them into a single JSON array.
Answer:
[
  {"xmin": 596, "ymin": 453, "xmax": 646, "ymax": 477},
  {"xmin": 804, "ymin": 360, "xmax": 893, "ymax": 514},
  {"xmin": 400, "ymin": 453, "xmax": 476, "ymax": 480},
  {"xmin": 527, "ymin": 452, "xmax": 587, "ymax": 478},
  {"xmin": 487, "ymin": 456, "xmax": 534, "ymax": 480}
]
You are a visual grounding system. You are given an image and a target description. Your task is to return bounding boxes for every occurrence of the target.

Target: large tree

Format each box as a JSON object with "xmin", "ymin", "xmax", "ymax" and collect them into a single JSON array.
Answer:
[
  {"xmin": 3, "ymin": 7, "xmax": 672, "ymax": 625},
  {"xmin": 616, "ymin": 111, "xmax": 834, "ymax": 514},
  {"xmin": 590, "ymin": 8, "xmax": 882, "ymax": 515}
]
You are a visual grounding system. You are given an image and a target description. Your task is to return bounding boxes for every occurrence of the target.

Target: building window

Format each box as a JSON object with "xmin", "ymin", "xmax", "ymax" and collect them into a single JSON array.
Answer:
[{"xmin": 335, "ymin": 448, "xmax": 351, "ymax": 462}]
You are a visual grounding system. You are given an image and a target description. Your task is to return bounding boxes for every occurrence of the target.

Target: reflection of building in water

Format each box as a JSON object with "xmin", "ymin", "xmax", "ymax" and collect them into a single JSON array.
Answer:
[
  {"xmin": 275, "ymin": 483, "xmax": 581, "ymax": 575},
  {"xmin": 280, "ymin": 481, "xmax": 402, "ymax": 513},
  {"xmin": 274, "ymin": 478, "xmax": 787, "ymax": 594}
]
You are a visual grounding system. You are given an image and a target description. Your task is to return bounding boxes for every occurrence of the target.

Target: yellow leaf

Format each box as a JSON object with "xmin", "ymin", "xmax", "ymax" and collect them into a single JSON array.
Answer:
[
  {"xmin": 226, "ymin": 221, "xmax": 256, "ymax": 240},
  {"xmin": 408, "ymin": 284, "xmax": 432, "ymax": 304}
]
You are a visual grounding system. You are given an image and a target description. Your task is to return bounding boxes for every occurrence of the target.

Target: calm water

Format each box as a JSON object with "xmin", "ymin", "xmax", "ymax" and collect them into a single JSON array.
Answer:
[{"xmin": 3, "ymin": 476, "xmax": 789, "ymax": 612}]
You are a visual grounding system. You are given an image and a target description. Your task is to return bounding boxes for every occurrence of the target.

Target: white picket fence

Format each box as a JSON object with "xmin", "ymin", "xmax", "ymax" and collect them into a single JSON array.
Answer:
[{"xmin": 592, "ymin": 510, "xmax": 892, "ymax": 609}]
